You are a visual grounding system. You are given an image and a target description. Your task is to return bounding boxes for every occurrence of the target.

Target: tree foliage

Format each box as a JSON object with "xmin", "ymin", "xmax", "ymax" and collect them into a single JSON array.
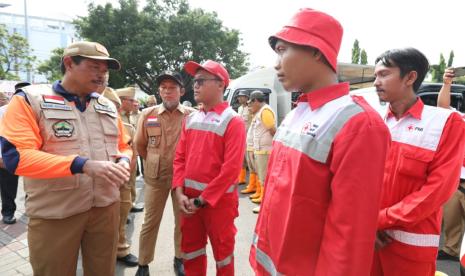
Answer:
[
  {"xmin": 360, "ymin": 49, "xmax": 368, "ymax": 65},
  {"xmin": 37, "ymin": 48, "xmax": 63, "ymax": 83},
  {"xmin": 72, "ymin": 0, "xmax": 249, "ymax": 101},
  {"xmin": 447, "ymin": 50, "xmax": 454, "ymax": 68},
  {"xmin": 0, "ymin": 24, "xmax": 35, "ymax": 80},
  {"xmin": 431, "ymin": 52, "xmax": 449, "ymax": 83},
  {"xmin": 351, "ymin": 39, "xmax": 360, "ymax": 64}
]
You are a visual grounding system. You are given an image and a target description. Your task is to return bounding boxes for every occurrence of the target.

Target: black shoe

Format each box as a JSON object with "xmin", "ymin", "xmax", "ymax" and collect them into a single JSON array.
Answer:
[
  {"xmin": 117, "ymin": 253, "xmax": 139, "ymax": 267},
  {"xmin": 135, "ymin": 265, "xmax": 150, "ymax": 276},
  {"xmin": 173, "ymin": 257, "xmax": 185, "ymax": 276},
  {"xmin": 130, "ymin": 204, "xmax": 144, "ymax": 213},
  {"xmin": 2, "ymin": 215, "xmax": 16, "ymax": 224},
  {"xmin": 437, "ymin": 249, "xmax": 460, "ymax": 261}
]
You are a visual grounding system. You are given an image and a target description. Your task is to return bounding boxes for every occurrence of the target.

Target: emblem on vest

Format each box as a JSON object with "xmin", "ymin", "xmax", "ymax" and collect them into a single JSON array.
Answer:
[
  {"xmin": 40, "ymin": 102, "xmax": 72, "ymax": 111},
  {"xmin": 53, "ymin": 120, "xmax": 74, "ymax": 137},
  {"xmin": 149, "ymin": 136, "xmax": 157, "ymax": 145},
  {"xmin": 301, "ymin": 121, "xmax": 319, "ymax": 137},
  {"xmin": 94, "ymin": 103, "xmax": 116, "ymax": 116},
  {"xmin": 43, "ymin": 95, "xmax": 65, "ymax": 105},
  {"xmin": 146, "ymin": 116, "xmax": 160, "ymax": 127}
]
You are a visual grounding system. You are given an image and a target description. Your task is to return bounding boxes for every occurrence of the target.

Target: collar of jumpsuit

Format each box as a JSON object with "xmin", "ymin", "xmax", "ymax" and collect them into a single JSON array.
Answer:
[
  {"xmin": 297, "ymin": 82, "xmax": 349, "ymax": 110},
  {"xmin": 386, "ymin": 97, "xmax": 423, "ymax": 120},
  {"xmin": 200, "ymin": 101, "xmax": 229, "ymax": 115}
]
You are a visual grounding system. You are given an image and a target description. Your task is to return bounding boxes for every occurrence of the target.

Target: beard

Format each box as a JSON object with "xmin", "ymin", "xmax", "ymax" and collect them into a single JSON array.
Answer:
[{"xmin": 163, "ymin": 101, "xmax": 179, "ymax": 110}]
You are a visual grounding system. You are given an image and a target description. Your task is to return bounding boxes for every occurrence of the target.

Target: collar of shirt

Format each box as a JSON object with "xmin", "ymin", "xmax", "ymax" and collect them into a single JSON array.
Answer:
[
  {"xmin": 158, "ymin": 103, "xmax": 186, "ymax": 115},
  {"xmin": 201, "ymin": 101, "xmax": 229, "ymax": 115},
  {"xmin": 52, "ymin": 81, "xmax": 100, "ymax": 112},
  {"xmin": 297, "ymin": 82, "xmax": 350, "ymax": 110},
  {"xmin": 386, "ymin": 97, "xmax": 423, "ymax": 120}
]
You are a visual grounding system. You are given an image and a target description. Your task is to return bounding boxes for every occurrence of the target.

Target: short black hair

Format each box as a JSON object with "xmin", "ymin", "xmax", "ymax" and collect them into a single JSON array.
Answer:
[
  {"xmin": 60, "ymin": 55, "xmax": 86, "ymax": 74},
  {"xmin": 375, "ymin": 48, "xmax": 429, "ymax": 92}
]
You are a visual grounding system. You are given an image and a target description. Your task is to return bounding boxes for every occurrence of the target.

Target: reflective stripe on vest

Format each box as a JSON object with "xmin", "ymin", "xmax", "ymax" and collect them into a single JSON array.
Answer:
[
  {"xmin": 385, "ymin": 229, "xmax": 440, "ymax": 247},
  {"xmin": 184, "ymin": 179, "xmax": 236, "ymax": 193},
  {"xmin": 182, "ymin": 247, "xmax": 206, "ymax": 260},
  {"xmin": 252, "ymin": 234, "xmax": 283, "ymax": 276},
  {"xmin": 216, "ymin": 254, "xmax": 233, "ymax": 268},
  {"xmin": 186, "ymin": 108, "xmax": 235, "ymax": 137},
  {"xmin": 274, "ymin": 103, "xmax": 363, "ymax": 163}
]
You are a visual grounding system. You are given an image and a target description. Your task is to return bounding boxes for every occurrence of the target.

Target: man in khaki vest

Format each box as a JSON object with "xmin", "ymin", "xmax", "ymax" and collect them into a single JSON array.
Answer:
[
  {"xmin": 134, "ymin": 71, "xmax": 193, "ymax": 276},
  {"xmin": 247, "ymin": 91, "xmax": 276, "ymax": 213},
  {"xmin": 0, "ymin": 41, "xmax": 132, "ymax": 276},
  {"xmin": 117, "ymin": 86, "xmax": 144, "ymax": 212}
]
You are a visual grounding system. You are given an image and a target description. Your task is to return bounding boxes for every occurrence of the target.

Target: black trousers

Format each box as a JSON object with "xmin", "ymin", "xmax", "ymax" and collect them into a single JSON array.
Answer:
[{"xmin": 0, "ymin": 168, "xmax": 18, "ymax": 217}]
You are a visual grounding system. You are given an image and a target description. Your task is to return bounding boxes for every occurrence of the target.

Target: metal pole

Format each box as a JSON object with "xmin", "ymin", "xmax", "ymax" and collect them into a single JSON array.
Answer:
[{"xmin": 24, "ymin": 0, "xmax": 30, "ymax": 82}]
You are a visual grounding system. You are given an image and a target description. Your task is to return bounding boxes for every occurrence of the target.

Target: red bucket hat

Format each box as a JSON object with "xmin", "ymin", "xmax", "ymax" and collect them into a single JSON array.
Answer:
[
  {"xmin": 269, "ymin": 8, "xmax": 343, "ymax": 72},
  {"xmin": 184, "ymin": 60, "xmax": 230, "ymax": 88}
]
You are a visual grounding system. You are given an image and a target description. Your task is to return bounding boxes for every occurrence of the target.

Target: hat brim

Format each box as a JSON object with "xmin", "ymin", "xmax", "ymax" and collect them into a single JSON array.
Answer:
[
  {"xmin": 184, "ymin": 61, "xmax": 222, "ymax": 81},
  {"xmin": 269, "ymin": 26, "xmax": 337, "ymax": 72},
  {"xmin": 79, "ymin": 55, "xmax": 121, "ymax": 70},
  {"xmin": 156, "ymin": 74, "xmax": 184, "ymax": 87}
]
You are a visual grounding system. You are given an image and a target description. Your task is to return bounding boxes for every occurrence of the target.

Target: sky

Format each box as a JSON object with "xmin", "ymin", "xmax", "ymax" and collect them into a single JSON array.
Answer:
[{"xmin": 2, "ymin": 0, "xmax": 465, "ymax": 70}]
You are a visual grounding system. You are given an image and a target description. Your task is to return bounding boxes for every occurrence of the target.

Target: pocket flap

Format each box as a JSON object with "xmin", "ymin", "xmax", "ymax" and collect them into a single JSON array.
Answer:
[
  {"xmin": 147, "ymin": 127, "xmax": 162, "ymax": 136},
  {"xmin": 43, "ymin": 109, "xmax": 77, "ymax": 120}
]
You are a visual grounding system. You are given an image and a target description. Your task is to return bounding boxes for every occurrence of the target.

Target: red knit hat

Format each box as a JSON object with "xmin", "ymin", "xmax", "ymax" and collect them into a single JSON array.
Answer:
[
  {"xmin": 269, "ymin": 8, "xmax": 343, "ymax": 72},
  {"xmin": 184, "ymin": 60, "xmax": 230, "ymax": 88}
]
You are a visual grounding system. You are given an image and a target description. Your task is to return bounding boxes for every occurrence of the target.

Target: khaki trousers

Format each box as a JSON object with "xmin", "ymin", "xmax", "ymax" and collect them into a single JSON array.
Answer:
[
  {"xmin": 442, "ymin": 183, "xmax": 465, "ymax": 256},
  {"xmin": 246, "ymin": 150, "xmax": 256, "ymax": 173},
  {"xmin": 28, "ymin": 202, "xmax": 120, "ymax": 276},
  {"xmin": 117, "ymin": 185, "xmax": 132, "ymax": 257},
  {"xmin": 254, "ymin": 153, "xmax": 270, "ymax": 184},
  {"xmin": 129, "ymin": 168, "xmax": 137, "ymax": 203},
  {"xmin": 138, "ymin": 177, "xmax": 182, "ymax": 265}
]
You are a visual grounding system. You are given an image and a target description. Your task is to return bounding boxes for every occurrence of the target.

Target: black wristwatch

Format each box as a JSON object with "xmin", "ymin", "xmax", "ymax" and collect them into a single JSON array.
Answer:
[{"xmin": 193, "ymin": 197, "xmax": 205, "ymax": 208}]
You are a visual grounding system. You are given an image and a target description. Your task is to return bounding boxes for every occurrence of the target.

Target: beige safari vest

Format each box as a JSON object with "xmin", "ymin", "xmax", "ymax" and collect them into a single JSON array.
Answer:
[
  {"xmin": 252, "ymin": 104, "xmax": 275, "ymax": 153},
  {"xmin": 22, "ymin": 84, "xmax": 121, "ymax": 219}
]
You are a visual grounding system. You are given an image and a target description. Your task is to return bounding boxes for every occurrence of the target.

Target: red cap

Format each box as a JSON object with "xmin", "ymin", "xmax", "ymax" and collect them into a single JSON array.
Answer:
[
  {"xmin": 269, "ymin": 8, "xmax": 343, "ymax": 72},
  {"xmin": 184, "ymin": 60, "xmax": 230, "ymax": 88}
]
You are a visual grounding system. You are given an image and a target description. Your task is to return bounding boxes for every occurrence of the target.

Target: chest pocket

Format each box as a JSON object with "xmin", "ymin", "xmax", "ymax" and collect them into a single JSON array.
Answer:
[
  {"xmin": 147, "ymin": 126, "xmax": 162, "ymax": 148},
  {"xmin": 42, "ymin": 109, "xmax": 78, "ymax": 147},
  {"xmin": 398, "ymin": 150, "xmax": 434, "ymax": 179},
  {"xmin": 95, "ymin": 109, "xmax": 119, "ymax": 143}
]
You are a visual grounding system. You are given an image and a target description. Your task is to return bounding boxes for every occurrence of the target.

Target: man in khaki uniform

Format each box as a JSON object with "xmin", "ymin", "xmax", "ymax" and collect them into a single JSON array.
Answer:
[
  {"xmin": 0, "ymin": 41, "xmax": 132, "ymax": 276},
  {"xmin": 117, "ymin": 86, "xmax": 144, "ymax": 212},
  {"xmin": 247, "ymin": 91, "xmax": 276, "ymax": 213},
  {"xmin": 236, "ymin": 90, "xmax": 251, "ymax": 185},
  {"xmin": 134, "ymin": 71, "xmax": 193, "ymax": 276},
  {"xmin": 146, "ymin": 95, "xmax": 157, "ymax": 107},
  {"xmin": 102, "ymin": 87, "xmax": 139, "ymax": 266}
]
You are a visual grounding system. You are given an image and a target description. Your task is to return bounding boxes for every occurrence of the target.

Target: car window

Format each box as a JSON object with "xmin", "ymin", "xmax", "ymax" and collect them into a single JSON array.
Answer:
[{"xmin": 418, "ymin": 92, "xmax": 464, "ymax": 112}]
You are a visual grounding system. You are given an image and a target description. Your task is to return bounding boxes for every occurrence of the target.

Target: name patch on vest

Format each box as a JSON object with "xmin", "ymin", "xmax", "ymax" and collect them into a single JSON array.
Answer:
[
  {"xmin": 146, "ymin": 116, "xmax": 160, "ymax": 127},
  {"xmin": 40, "ymin": 102, "xmax": 73, "ymax": 111},
  {"xmin": 94, "ymin": 103, "xmax": 117, "ymax": 117},
  {"xmin": 43, "ymin": 95, "xmax": 65, "ymax": 105},
  {"xmin": 53, "ymin": 120, "xmax": 74, "ymax": 137}
]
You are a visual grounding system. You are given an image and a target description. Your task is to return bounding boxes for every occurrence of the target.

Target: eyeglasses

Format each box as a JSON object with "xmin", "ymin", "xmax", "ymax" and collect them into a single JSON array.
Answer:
[{"xmin": 192, "ymin": 78, "xmax": 220, "ymax": 87}]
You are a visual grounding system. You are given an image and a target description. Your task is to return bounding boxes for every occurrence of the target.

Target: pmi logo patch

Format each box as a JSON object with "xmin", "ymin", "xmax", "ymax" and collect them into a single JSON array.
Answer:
[
  {"xmin": 301, "ymin": 121, "xmax": 319, "ymax": 137},
  {"xmin": 407, "ymin": 124, "xmax": 423, "ymax": 132}
]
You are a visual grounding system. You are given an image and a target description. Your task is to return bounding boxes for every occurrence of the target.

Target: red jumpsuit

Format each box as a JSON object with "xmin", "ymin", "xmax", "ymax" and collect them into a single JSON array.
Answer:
[
  {"xmin": 371, "ymin": 99, "xmax": 465, "ymax": 276},
  {"xmin": 172, "ymin": 102, "xmax": 245, "ymax": 276},
  {"xmin": 250, "ymin": 83, "xmax": 391, "ymax": 275}
]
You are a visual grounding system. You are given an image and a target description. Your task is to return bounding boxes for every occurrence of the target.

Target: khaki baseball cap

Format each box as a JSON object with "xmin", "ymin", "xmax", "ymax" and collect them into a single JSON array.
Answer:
[
  {"xmin": 102, "ymin": 87, "xmax": 121, "ymax": 107},
  {"xmin": 116, "ymin": 87, "xmax": 136, "ymax": 99},
  {"xmin": 63, "ymin": 41, "xmax": 121, "ymax": 70}
]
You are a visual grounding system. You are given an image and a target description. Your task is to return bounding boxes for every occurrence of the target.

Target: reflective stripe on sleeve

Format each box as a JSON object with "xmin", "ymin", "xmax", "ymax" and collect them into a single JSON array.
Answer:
[
  {"xmin": 184, "ymin": 179, "xmax": 236, "ymax": 193},
  {"xmin": 216, "ymin": 254, "xmax": 233, "ymax": 268},
  {"xmin": 252, "ymin": 234, "xmax": 282, "ymax": 276},
  {"xmin": 274, "ymin": 103, "xmax": 363, "ymax": 163},
  {"xmin": 385, "ymin": 229, "xmax": 440, "ymax": 247}
]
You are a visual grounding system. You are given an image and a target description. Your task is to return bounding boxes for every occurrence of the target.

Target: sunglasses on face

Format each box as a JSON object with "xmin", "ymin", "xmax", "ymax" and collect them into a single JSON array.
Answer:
[{"xmin": 192, "ymin": 78, "xmax": 220, "ymax": 87}]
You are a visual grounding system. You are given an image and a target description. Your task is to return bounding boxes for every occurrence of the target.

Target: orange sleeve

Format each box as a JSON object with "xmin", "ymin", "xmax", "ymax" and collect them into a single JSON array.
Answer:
[
  {"xmin": 0, "ymin": 95, "xmax": 77, "ymax": 178},
  {"xmin": 117, "ymin": 116, "xmax": 133, "ymax": 161}
]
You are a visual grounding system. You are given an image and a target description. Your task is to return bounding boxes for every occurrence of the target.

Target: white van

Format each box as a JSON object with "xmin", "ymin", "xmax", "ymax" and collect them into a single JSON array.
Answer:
[{"xmin": 224, "ymin": 67, "xmax": 294, "ymax": 124}]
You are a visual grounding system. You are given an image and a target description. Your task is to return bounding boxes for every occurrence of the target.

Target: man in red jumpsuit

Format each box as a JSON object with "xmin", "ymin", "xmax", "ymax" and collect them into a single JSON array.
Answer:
[
  {"xmin": 249, "ymin": 8, "xmax": 391, "ymax": 276},
  {"xmin": 370, "ymin": 48, "xmax": 465, "ymax": 275},
  {"xmin": 172, "ymin": 60, "xmax": 246, "ymax": 275}
]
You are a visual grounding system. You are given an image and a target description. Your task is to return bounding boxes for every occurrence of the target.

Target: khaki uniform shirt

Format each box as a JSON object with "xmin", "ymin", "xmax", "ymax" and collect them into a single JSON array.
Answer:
[{"xmin": 135, "ymin": 104, "xmax": 194, "ymax": 182}]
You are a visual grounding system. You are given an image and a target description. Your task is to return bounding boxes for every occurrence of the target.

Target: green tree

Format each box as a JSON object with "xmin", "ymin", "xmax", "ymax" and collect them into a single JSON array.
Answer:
[
  {"xmin": 73, "ymin": 0, "xmax": 249, "ymax": 101},
  {"xmin": 431, "ymin": 53, "xmax": 447, "ymax": 82},
  {"xmin": 447, "ymin": 50, "xmax": 454, "ymax": 68},
  {"xmin": 360, "ymin": 49, "xmax": 368, "ymax": 65},
  {"xmin": 351, "ymin": 39, "xmax": 360, "ymax": 64},
  {"xmin": 0, "ymin": 24, "xmax": 35, "ymax": 80},
  {"xmin": 37, "ymin": 48, "xmax": 64, "ymax": 83}
]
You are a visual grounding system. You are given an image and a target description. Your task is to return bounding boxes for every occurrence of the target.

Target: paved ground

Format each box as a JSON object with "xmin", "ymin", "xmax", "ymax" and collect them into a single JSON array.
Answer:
[{"xmin": 0, "ymin": 177, "xmax": 460, "ymax": 275}]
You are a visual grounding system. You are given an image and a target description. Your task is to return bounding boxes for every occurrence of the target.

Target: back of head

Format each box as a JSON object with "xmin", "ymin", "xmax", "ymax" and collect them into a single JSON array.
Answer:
[{"xmin": 375, "ymin": 48, "xmax": 429, "ymax": 92}]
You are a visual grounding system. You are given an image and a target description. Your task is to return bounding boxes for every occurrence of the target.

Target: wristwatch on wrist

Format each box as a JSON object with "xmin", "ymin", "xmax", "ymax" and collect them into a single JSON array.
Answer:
[{"xmin": 193, "ymin": 197, "xmax": 205, "ymax": 208}]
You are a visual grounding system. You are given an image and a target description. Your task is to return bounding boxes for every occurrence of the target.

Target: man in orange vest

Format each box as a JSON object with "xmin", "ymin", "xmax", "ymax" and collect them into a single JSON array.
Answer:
[{"xmin": 0, "ymin": 41, "xmax": 132, "ymax": 276}]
